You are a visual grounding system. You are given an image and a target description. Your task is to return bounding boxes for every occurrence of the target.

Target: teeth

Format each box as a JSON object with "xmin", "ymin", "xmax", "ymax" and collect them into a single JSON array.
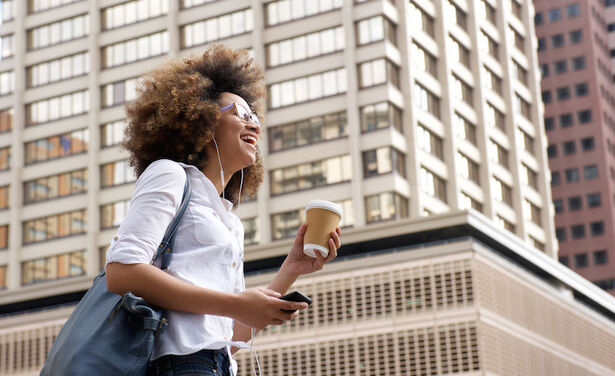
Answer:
[{"xmin": 241, "ymin": 136, "xmax": 257, "ymax": 145}]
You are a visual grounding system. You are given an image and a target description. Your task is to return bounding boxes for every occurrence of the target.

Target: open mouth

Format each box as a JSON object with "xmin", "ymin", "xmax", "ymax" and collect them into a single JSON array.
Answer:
[{"xmin": 241, "ymin": 135, "xmax": 257, "ymax": 146}]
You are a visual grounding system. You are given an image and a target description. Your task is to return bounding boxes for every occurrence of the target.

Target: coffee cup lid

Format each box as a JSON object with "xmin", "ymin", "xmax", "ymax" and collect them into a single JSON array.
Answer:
[{"xmin": 305, "ymin": 199, "xmax": 343, "ymax": 219}]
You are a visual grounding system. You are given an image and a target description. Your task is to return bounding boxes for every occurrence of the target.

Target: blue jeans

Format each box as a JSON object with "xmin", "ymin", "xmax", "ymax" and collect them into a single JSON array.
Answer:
[{"xmin": 147, "ymin": 349, "xmax": 231, "ymax": 376}]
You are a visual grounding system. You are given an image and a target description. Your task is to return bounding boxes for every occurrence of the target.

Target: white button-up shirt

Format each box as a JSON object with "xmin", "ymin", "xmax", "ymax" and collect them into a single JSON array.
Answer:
[{"xmin": 105, "ymin": 159, "xmax": 247, "ymax": 371}]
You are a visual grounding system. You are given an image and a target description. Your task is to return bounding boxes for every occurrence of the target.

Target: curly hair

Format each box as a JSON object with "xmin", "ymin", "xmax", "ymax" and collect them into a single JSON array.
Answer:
[{"xmin": 123, "ymin": 44, "xmax": 265, "ymax": 206}]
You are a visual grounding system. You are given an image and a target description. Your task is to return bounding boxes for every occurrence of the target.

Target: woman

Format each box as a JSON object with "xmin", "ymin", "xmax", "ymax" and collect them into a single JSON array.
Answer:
[{"xmin": 105, "ymin": 44, "xmax": 341, "ymax": 376}]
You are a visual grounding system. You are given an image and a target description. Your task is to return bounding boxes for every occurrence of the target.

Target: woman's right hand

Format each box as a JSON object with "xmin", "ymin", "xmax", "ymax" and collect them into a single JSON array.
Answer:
[{"xmin": 231, "ymin": 288, "xmax": 308, "ymax": 330}]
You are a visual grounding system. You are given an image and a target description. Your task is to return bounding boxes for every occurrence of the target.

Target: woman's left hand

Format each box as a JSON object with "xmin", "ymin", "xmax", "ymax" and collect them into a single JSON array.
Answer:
[{"xmin": 282, "ymin": 224, "xmax": 341, "ymax": 277}]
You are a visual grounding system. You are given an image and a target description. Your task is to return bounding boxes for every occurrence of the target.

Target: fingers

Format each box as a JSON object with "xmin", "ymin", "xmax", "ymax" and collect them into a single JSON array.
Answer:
[
  {"xmin": 259, "ymin": 288, "xmax": 281, "ymax": 298},
  {"xmin": 292, "ymin": 224, "xmax": 307, "ymax": 248}
]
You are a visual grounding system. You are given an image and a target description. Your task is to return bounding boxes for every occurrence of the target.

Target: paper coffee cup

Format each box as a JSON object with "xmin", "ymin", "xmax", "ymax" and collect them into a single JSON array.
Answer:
[{"xmin": 303, "ymin": 200, "xmax": 342, "ymax": 258}]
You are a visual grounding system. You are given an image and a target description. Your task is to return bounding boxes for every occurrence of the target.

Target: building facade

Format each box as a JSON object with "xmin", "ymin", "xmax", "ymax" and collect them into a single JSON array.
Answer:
[
  {"xmin": 534, "ymin": 0, "xmax": 615, "ymax": 295},
  {"xmin": 0, "ymin": 0, "xmax": 600, "ymax": 374}
]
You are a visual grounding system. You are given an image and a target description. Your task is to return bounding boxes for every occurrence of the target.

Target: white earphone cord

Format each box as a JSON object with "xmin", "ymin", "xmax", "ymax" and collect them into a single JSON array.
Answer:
[
  {"xmin": 213, "ymin": 137, "xmax": 244, "ymax": 206},
  {"xmin": 250, "ymin": 328, "xmax": 261, "ymax": 376}
]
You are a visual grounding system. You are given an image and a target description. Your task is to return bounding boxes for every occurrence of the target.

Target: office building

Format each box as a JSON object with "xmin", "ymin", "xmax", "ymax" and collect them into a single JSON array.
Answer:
[{"xmin": 534, "ymin": 0, "xmax": 615, "ymax": 294}]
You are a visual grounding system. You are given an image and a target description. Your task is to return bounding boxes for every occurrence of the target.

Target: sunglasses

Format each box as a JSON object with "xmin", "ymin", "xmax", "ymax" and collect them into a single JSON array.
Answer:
[{"xmin": 220, "ymin": 102, "xmax": 261, "ymax": 128}]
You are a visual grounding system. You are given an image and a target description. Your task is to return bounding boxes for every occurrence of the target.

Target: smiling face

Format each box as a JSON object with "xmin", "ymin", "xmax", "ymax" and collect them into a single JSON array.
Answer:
[{"xmin": 213, "ymin": 92, "xmax": 262, "ymax": 174}]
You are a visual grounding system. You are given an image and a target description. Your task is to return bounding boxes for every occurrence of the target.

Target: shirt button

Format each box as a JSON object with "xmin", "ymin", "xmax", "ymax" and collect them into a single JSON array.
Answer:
[
  {"xmin": 232, "ymin": 262, "xmax": 237, "ymax": 268},
  {"xmin": 113, "ymin": 236, "xmax": 118, "ymax": 241}
]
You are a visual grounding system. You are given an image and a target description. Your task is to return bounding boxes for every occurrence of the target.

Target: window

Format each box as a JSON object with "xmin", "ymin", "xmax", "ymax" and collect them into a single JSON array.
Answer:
[
  {"xmin": 510, "ymin": 27, "xmax": 525, "ymax": 51},
  {"xmin": 0, "ymin": 71, "xmax": 13, "ymax": 96},
  {"xmin": 542, "ymin": 91, "xmax": 552, "ymax": 104},
  {"xmin": 563, "ymin": 140, "xmax": 576, "ymax": 155},
  {"xmin": 265, "ymin": 0, "xmax": 343, "ymax": 26},
  {"xmin": 553, "ymin": 199, "xmax": 563, "ymax": 213},
  {"xmin": 27, "ymin": 51, "xmax": 90, "ymax": 87},
  {"xmin": 560, "ymin": 113, "xmax": 573, "ymax": 128},
  {"xmin": 594, "ymin": 250, "xmax": 608, "ymax": 265},
  {"xmin": 271, "ymin": 209, "xmax": 304, "ymax": 240},
  {"xmin": 547, "ymin": 144, "xmax": 557, "ymax": 158},
  {"xmin": 548, "ymin": 8, "xmax": 562, "ymax": 22},
  {"xmin": 479, "ymin": 0, "xmax": 496, "ymax": 24},
  {"xmin": 567, "ymin": 4, "xmax": 580, "ymax": 17},
  {"xmin": 511, "ymin": 0, "xmax": 522, "ymax": 19},
  {"xmin": 412, "ymin": 42, "xmax": 437, "ymax": 77},
  {"xmin": 521, "ymin": 164, "xmax": 537, "ymax": 189},
  {"xmin": 514, "ymin": 94, "xmax": 531, "ymax": 119},
  {"xmin": 269, "ymin": 111, "xmax": 347, "ymax": 152},
  {"xmin": 513, "ymin": 61, "xmax": 528, "ymax": 85},
  {"xmin": 101, "ymin": 200, "xmax": 130, "ymax": 229},
  {"xmin": 454, "ymin": 113, "xmax": 477, "ymax": 144},
  {"xmin": 572, "ymin": 56, "xmax": 585, "ymax": 70},
  {"xmin": 365, "ymin": 192, "xmax": 408, "ymax": 223},
  {"xmin": 569, "ymin": 29, "xmax": 582, "ymax": 44},
  {"xmin": 420, "ymin": 167, "xmax": 447, "ymax": 202},
  {"xmin": 356, "ymin": 16, "xmax": 396, "ymax": 46},
  {"xmin": 28, "ymin": 14, "xmax": 89, "ymax": 50},
  {"xmin": 486, "ymin": 103, "xmax": 505, "ymax": 131},
  {"xmin": 182, "ymin": 9, "xmax": 253, "ymax": 48},
  {"xmin": 446, "ymin": 0, "xmax": 467, "ymax": 29},
  {"xmin": 609, "ymin": 23, "xmax": 615, "ymax": 32},
  {"xmin": 540, "ymin": 64, "xmax": 549, "ymax": 78},
  {"xmin": 25, "ymin": 129, "xmax": 89, "ymax": 165},
  {"xmin": 409, "ymin": 2, "xmax": 435, "ymax": 37},
  {"xmin": 479, "ymin": 31, "xmax": 499, "ymax": 58},
  {"xmin": 23, "ymin": 209, "xmax": 87, "ymax": 244},
  {"xmin": 26, "ymin": 90, "xmax": 89, "ymax": 126},
  {"xmin": 414, "ymin": 83, "xmax": 440, "ymax": 118},
  {"xmin": 524, "ymin": 199, "xmax": 541, "ymax": 225},
  {"xmin": 29, "ymin": 0, "xmax": 82, "ymax": 13},
  {"xmin": 537, "ymin": 38, "xmax": 546, "ymax": 51},
  {"xmin": 457, "ymin": 153, "xmax": 480, "ymax": 184},
  {"xmin": 578, "ymin": 110, "xmax": 592, "ymax": 123},
  {"xmin": 102, "ymin": 31, "xmax": 169, "ymax": 69},
  {"xmin": 452, "ymin": 75, "xmax": 473, "ymax": 105},
  {"xmin": 565, "ymin": 168, "xmax": 579, "ymax": 182},
  {"xmin": 555, "ymin": 227, "xmax": 566, "ymax": 241},
  {"xmin": 360, "ymin": 102, "xmax": 402, "ymax": 133},
  {"xmin": 449, "ymin": 36, "xmax": 470, "ymax": 68},
  {"xmin": 544, "ymin": 117, "xmax": 554, "ymax": 131},
  {"xmin": 584, "ymin": 164, "xmax": 598, "ymax": 180},
  {"xmin": 575, "ymin": 83, "xmax": 588, "ymax": 97},
  {"xmin": 101, "ymin": 120, "xmax": 128, "ymax": 148},
  {"xmin": 102, "ymin": 0, "xmax": 169, "ymax": 30},
  {"xmin": 270, "ymin": 155, "xmax": 352, "ymax": 195},
  {"xmin": 269, "ymin": 68, "xmax": 346, "ymax": 108},
  {"xmin": 492, "ymin": 177, "xmax": 512, "ymax": 205},
  {"xmin": 21, "ymin": 250, "xmax": 86, "ymax": 285},
  {"xmin": 517, "ymin": 128, "xmax": 534, "ymax": 154},
  {"xmin": 268, "ymin": 26, "xmax": 344, "ymax": 67},
  {"xmin": 587, "ymin": 193, "xmax": 601, "ymax": 207},
  {"xmin": 574, "ymin": 253, "xmax": 588, "ymax": 267},
  {"xmin": 101, "ymin": 160, "xmax": 136, "ymax": 187},
  {"xmin": 0, "ymin": 0, "xmax": 15, "ymax": 23},
  {"xmin": 242, "ymin": 217, "xmax": 259, "ymax": 245},
  {"xmin": 417, "ymin": 125, "xmax": 443, "ymax": 159},
  {"xmin": 0, "ymin": 34, "xmax": 14, "ymax": 60},
  {"xmin": 559, "ymin": 256, "xmax": 569, "ymax": 266},
  {"xmin": 24, "ymin": 168, "xmax": 87, "ymax": 204},
  {"xmin": 460, "ymin": 192, "xmax": 483, "ymax": 212},
  {"xmin": 362, "ymin": 147, "xmax": 405, "ymax": 178},
  {"xmin": 551, "ymin": 34, "xmax": 564, "ymax": 48},
  {"xmin": 101, "ymin": 78, "xmax": 139, "ymax": 107},
  {"xmin": 557, "ymin": 87, "xmax": 570, "ymax": 101},
  {"xmin": 551, "ymin": 171, "xmax": 560, "ymax": 186},
  {"xmin": 489, "ymin": 139, "xmax": 509, "ymax": 168},
  {"xmin": 534, "ymin": 12, "xmax": 543, "ymax": 25},
  {"xmin": 0, "ymin": 146, "xmax": 9, "ymax": 170},
  {"xmin": 554, "ymin": 60, "xmax": 567, "ymax": 74},
  {"xmin": 496, "ymin": 216, "xmax": 515, "ymax": 233},
  {"xmin": 590, "ymin": 221, "xmax": 605, "ymax": 236},
  {"xmin": 581, "ymin": 137, "xmax": 595, "ymax": 151},
  {"xmin": 568, "ymin": 196, "xmax": 582, "ymax": 211},
  {"xmin": 359, "ymin": 59, "xmax": 399, "ymax": 88}
]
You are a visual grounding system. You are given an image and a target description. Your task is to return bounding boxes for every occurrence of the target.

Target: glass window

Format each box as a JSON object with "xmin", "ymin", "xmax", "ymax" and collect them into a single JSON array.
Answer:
[
  {"xmin": 265, "ymin": 0, "xmax": 342, "ymax": 26},
  {"xmin": 0, "ymin": 146, "xmax": 9, "ymax": 170},
  {"xmin": 572, "ymin": 56, "xmax": 585, "ymax": 70},
  {"xmin": 365, "ymin": 192, "xmax": 408, "ymax": 223},
  {"xmin": 548, "ymin": 8, "xmax": 562, "ymax": 22},
  {"xmin": 573, "ymin": 253, "xmax": 588, "ymax": 267},
  {"xmin": 553, "ymin": 199, "xmax": 563, "ymax": 213},
  {"xmin": 267, "ymin": 26, "xmax": 344, "ymax": 67},
  {"xmin": 360, "ymin": 102, "xmax": 402, "ymax": 133},
  {"xmin": 567, "ymin": 4, "xmax": 580, "ymax": 17},
  {"xmin": 412, "ymin": 42, "xmax": 437, "ymax": 77},
  {"xmin": 101, "ymin": 200, "xmax": 130, "ymax": 229},
  {"xmin": 578, "ymin": 110, "xmax": 592, "ymax": 124},
  {"xmin": 587, "ymin": 193, "xmax": 601, "ymax": 207},
  {"xmin": 269, "ymin": 111, "xmax": 347, "ymax": 152},
  {"xmin": 28, "ymin": 14, "xmax": 89, "ymax": 50},
  {"xmin": 454, "ymin": 113, "xmax": 476, "ymax": 144},
  {"xmin": 25, "ymin": 129, "xmax": 89, "ymax": 164},
  {"xmin": 593, "ymin": 250, "xmax": 608, "ymax": 265},
  {"xmin": 26, "ymin": 90, "xmax": 89, "ymax": 126},
  {"xmin": 565, "ymin": 168, "xmax": 579, "ymax": 182},
  {"xmin": 489, "ymin": 139, "xmax": 509, "ymax": 168},
  {"xmin": 590, "ymin": 221, "xmax": 604, "ymax": 236},
  {"xmin": 269, "ymin": 68, "xmax": 346, "ymax": 109},
  {"xmin": 491, "ymin": 177, "xmax": 512, "ymax": 205},
  {"xmin": 560, "ymin": 113, "xmax": 573, "ymax": 127},
  {"xmin": 24, "ymin": 168, "xmax": 87, "ymax": 204},
  {"xmin": 551, "ymin": 171, "xmax": 560, "ymax": 186},
  {"xmin": 270, "ymin": 155, "xmax": 351, "ymax": 195},
  {"xmin": 23, "ymin": 210, "xmax": 87, "ymax": 244},
  {"xmin": 0, "ymin": 34, "xmax": 14, "ymax": 60},
  {"xmin": 551, "ymin": 34, "xmax": 564, "ymax": 48},
  {"xmin": 414, "ymin": 83, "xmax": 440, "ymax": 118},
  {"xmin": 362, "ymin": 147, "xmax": 405, "ymax": 178},
  {"xmin": 417, "ymin": 125, "xmax": 443, "ymax": 159},
  {"xmin": 101, "ymin": 160, "xmax": 136, "ymax": 188},
  {"xmin": 102, "ymin": 0, "xmax": 169, "ymax": 30},
  {"xmin": 584, "ymin": 165, "xmax": 598, "ymax": 180},
  {"xmin": 449, "ymin": 37, "xmax": 470, "ymax": 68},
  {"xmin": 420, "ymin": 167, "xmax": 447, "ymax": 202},
  {"xmin": 457, "ymin": 153, "xmax": 480, "ymax": 184},
  {"xmin": 569, "ymin": 29, "xmax": 582, "ymax": 44},
  {"xmin": 568, "ymin": 196, "xmax": 582, "ymax": 211}
]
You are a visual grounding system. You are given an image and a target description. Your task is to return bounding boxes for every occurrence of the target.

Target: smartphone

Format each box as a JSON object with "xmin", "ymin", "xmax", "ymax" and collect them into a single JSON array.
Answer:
[{"xmin": 279, "ymin": 291, "xmax": 312, "ymax": 313}]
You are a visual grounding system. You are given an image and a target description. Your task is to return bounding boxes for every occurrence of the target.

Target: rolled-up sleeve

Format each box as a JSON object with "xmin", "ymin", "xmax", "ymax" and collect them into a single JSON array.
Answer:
[{"xmin": 105, "ymin": 159, "xmax": 185, "ymax": 266}]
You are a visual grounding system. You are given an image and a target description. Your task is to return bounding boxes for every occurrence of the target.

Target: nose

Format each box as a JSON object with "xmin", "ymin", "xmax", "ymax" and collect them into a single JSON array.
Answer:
[{"xmin": 246, "ymin": 119, "xmax": 261, "ymax": 135}]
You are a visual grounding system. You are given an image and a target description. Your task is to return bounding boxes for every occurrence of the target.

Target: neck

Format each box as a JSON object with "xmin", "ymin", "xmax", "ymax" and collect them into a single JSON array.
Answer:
[{"xmin": 203, "ymin": 147, "xmax": 236, "ymax": 195}]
